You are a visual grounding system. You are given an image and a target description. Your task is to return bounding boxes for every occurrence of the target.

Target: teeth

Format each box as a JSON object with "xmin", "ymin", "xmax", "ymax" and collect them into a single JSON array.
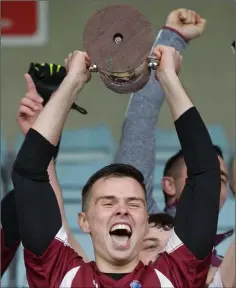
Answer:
[{"xmin": 111, "ymin": 224, "xmax": 131, "ymax": 232}]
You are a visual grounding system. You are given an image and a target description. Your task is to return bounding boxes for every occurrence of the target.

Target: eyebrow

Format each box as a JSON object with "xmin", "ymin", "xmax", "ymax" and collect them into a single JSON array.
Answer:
[{"xmin": 95, "ymin": 196, "xmax": 146, "ymax": 205}]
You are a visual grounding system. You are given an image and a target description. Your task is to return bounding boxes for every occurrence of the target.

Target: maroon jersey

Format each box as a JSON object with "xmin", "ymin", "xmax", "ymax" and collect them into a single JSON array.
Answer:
[
  {"xmin": 1, "ymin": 228, "xmax": 20, "ymax": 275},
  {"xmin": 24, "ymin": 226, "xmax": 211, "ymax": 288}
]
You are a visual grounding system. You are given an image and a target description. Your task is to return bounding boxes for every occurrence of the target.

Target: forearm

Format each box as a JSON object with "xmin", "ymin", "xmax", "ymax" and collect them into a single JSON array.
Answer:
[
  {"xmin": 115, "ymin": 29, "xmax": 188, "ymax": 214},
  {"xmin": 48, "ymin": 161, "xmax": 89, "ymax": 262},
  {"xmin": 174, "ymin": 108, "xmax": 221, "ymax": 259},
  {"xmin": 158, "ymin": 70, "xmax": 193, "ymax": 121},
  {"xmin": 32, "ymin": 74, "xmax": 83, "ymax": 145}
]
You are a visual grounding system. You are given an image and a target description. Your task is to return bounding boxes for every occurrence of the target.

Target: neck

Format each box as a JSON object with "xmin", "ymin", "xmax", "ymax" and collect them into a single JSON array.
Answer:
[{"xmin": 95, "ymin": 254, "xmax": 139, "ymax": 274}]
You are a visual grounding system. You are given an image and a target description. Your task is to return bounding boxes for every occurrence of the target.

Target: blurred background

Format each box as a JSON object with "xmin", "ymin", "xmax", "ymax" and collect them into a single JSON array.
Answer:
[{"xmin": 1, "ymin": 0, "xmax": 235, "ymax": 287}]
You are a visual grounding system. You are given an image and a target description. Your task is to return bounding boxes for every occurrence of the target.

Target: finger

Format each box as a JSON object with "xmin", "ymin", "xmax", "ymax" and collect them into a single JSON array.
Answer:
[
  {"xmin": 18, "ymin": 105, "xmax": 35, "ymax": 117},
  {"xmin": 84, "ymin": 52, "xmax": 90, "ymax": 62},
  {"xmin": 65, "ymin": 53, "xmax": 73, "ymax": 68},
  {"xmin": 154, "ymin": 49, "xmax": 162, "ymax": 60},
  {"xmin": 187, "ymin": 10, "xmax": 196, "ymax": 24},
  {"xmin": 182, "ymin": 10, "xmax": 193, "ymax": 24},
  {"xmin": 72, "ymin": 50, "xmax": 79, "ymax": 56},
  {"xmin": 25, "ymin": 92, "xmax": 43, "ymax": 104},
  {"xmin": 196, "ymin": 18, "xmax": 207, "ymax": 32},
  {"xmin": 20, "ymin": 97, "xmax": 41, "ymax": 111},
  {"xmin": 195, "ymin": 13, "xmax": 201, "ymax": 24},
  {"xmin": 152, "ymin": 47, "xmax": 161, "ymax": 60},
  {"xmin": 65, "ymin": 57, "xmax": 68, "ymax": 68},
  {"xmin": 179, "ymin": 9, "xmax": 188, "ymax": 21},
  {"xmin": 84, "ymin": 52, "xmax": 92, "ymax": 68},
  {"xmin": 24, "ymin": 73, "xmax": 37, "ymax": 94}
]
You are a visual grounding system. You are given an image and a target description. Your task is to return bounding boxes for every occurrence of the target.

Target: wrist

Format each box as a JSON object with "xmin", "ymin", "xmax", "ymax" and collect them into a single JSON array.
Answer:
[
  {"xmin": 64, "ymin": 73, "xmax": 85, "ymax": 94},
  {"xmin": 162, "ymin": 26, "xmax": 189, "ymax": 43},
  {"xmin": 158, "ymin": 69, "xmax": 178, "ymax": 85}
]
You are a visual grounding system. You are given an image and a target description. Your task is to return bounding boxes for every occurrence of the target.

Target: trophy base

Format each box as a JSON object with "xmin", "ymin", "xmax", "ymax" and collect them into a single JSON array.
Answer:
[{"xmin": 84, "ymin": 5, "xmax": 153, "ymax": 93}]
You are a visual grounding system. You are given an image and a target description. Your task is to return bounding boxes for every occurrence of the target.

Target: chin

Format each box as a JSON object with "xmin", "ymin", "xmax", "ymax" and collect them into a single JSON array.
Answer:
[
  {"xmin": 107, "ymin": 246, "xmax": 135, "ymax": 263},
  {"xmin": 110, "ymin": 251, "xmax": 133, "ymax": 264}
]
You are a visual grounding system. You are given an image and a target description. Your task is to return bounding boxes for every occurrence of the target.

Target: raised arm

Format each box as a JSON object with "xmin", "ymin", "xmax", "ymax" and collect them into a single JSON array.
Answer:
[
  {"xmin": 14, "ymin": 67, "xmax": 88, "ymax": 261},
  {"xmin": 47, "ymin": 160, "xmax": 88, "ymax": 261},
  {"xmin": 155, "ymin": 40, "xmax": 221, "ymax": 260},
  {"xmin": 115, "ymin": 9, "xmax": 206, "ymax": 214},
  {"xmin": 12, "ymin": 52, "xmax": 91, "ymax": 256}
]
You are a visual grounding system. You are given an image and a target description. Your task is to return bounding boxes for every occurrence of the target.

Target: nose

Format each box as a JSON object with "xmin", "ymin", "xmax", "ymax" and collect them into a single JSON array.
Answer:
[{"xmin": 115, "ymin": 203, "xmax": 129, "ymax": 216}]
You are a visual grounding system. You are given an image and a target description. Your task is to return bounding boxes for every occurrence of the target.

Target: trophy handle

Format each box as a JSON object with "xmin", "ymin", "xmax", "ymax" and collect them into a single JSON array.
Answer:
[
  {"xmin": 89, "ymin": 64, "xmax": 98, "ymax": 72},
  {"xmin": 147, "ymin": 56, "xmax": 159, "ymax": 70},
  {"xmin": 90, "ymin": 59, "xmax": 159, "ymax": 72}
]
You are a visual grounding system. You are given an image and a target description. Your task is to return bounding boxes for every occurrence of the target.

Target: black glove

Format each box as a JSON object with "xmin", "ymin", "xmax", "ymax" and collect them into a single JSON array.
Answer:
[{"xmin": 28, "ymin": 63, "xmax": 87, "ymax": 115}]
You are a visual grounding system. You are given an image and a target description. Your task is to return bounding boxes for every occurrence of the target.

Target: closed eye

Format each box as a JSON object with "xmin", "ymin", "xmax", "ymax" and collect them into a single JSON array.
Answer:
[
  {"xmin": 144, "ymin": 245, "xmax": 158, "ymax": 251},
  {"xmin": 129, "ymin": 203, "xmax": 141, "ymax": 208},
  {"xmin": 103, "ymin": 202, "xmax": 113, "ymax": 207}
]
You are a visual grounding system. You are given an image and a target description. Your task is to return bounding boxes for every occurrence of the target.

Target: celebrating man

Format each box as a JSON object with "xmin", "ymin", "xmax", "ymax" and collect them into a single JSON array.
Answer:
[
  {"xmin": 1, "ymin": 8, "xmax": 201, "ymax": 277},
  {"xmin": 12, "ymin": 20, "xmax": 221, "ymax": 288}
]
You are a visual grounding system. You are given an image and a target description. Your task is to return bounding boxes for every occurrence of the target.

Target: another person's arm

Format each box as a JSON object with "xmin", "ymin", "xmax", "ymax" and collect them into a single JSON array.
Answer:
[
  {"xmin": 48, "ymin": 160, "xmax": 89, "ymax": 261},
  {"xmin": 115, "ymin": 9, "xmax": 205, "ymax": 214},
  {"xmin": 208, "ymin": 239, "xmax": 235, "ymax": 288},
  {"xmin": 12, "ymin": 51, "xmax": 91, "ymax": 287},
  {"xmin": 1, "ymin": 190, "xmax": 20, "ymax": 276},
  {"xmin": 218, "ymin": 238, "xmax": 235, "ymax": 288},
  {"xmin": 115, "ymin": 29, "xmax": 187, "ymax": 214}
]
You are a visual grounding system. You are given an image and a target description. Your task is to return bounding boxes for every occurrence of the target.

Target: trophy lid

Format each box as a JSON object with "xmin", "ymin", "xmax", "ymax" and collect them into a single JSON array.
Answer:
[{"xmin": 83, "ymin": 5, "xmax": 153, "ymax": 73}]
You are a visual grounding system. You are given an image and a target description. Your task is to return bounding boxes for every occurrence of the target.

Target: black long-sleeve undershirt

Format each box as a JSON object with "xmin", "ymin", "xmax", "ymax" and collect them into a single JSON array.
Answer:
[
  {"xmin": 12, "ymin": 130, "xmax": 61, "ymax": 255},
  {"xmin": 174, "ymin": 108, "xmax": 221, "ymax": 260},
  {"xmin": 12, "ymin": 107, "xmax": 221, "ymax": 259}
]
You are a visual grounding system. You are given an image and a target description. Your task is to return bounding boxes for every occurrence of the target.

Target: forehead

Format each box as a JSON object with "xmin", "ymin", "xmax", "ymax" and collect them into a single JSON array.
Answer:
[
  {"xmin": 144, "ymin": 226, "xmax": 173, "ymax": 241},
  {"xmin": 90, "ymin": 176, "xmax": 146, "ymax": 200}
]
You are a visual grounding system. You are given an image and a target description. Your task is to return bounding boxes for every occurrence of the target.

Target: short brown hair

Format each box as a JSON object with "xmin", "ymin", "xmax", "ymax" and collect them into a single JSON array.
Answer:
[{"xmin": 81, "ymin": 163, "xmax": 146, "ymax": 211}]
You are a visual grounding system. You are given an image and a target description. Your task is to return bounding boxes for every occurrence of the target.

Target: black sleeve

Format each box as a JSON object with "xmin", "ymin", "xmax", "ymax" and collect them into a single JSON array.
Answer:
[
  {"xmin": 54, "ymin": 135, "xmax": 61, "ymax": 161},
  {"xmin": 174, "ymin": 107, "xmax": 221, "ymax": 260},
  {"xmin": 1, "ymin": 190, "xmax": 20, "ymax": 247},
  {"xmin": 12, "ymin": 129, "xmax": 62, "ymax": 256}
]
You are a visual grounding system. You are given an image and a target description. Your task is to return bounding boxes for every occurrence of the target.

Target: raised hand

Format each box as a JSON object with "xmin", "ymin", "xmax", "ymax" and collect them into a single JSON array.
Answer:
[
  {"xmin": 17, "ymin": 74, "xmax": 44, "ymax": 135},
  {"xmin": 165, "ymin": 8, "xmax": 207, "ymax": 40},
  {"xmin": 65, "ymin": 51, "xmax": 91, "ymax": 87},
  {"xmin": 153, "ymin": 45, "xmax": 183, "ymax": 80}
]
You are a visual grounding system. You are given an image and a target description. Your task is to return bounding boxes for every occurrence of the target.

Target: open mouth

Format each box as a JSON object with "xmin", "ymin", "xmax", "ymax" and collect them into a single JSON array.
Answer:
[{"xmin": 109, "ymin": 224, "xmax": 132, "ymax": 248}]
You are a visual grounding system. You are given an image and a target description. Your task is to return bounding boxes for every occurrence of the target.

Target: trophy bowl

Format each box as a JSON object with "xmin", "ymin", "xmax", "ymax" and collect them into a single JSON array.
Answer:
[{"xmin": 83, "ymin": 5, "xmax": 155, "ymax": 94}]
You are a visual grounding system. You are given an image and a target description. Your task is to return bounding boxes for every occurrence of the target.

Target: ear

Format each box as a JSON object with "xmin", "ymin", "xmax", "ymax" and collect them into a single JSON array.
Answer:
[
  {"xmin": 145, "ymin": 214, "xmax": 150, "ymax": 236},
  {"xmin": 161, "ymin": 176, "xmax": 177, "ymax": 198},
  {"xmin": 78, "ymin": 212, "xmax": 90, "ymax": 234}
]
